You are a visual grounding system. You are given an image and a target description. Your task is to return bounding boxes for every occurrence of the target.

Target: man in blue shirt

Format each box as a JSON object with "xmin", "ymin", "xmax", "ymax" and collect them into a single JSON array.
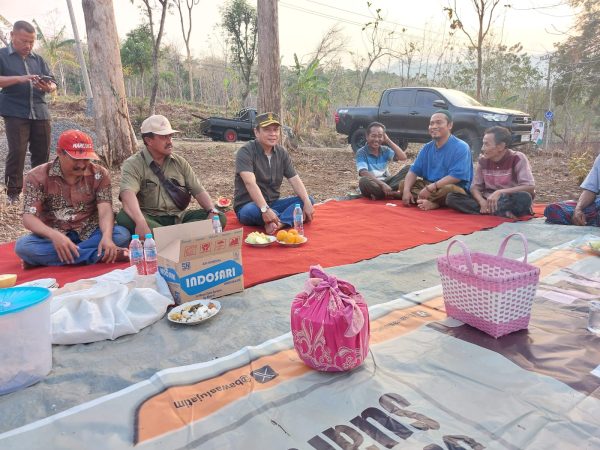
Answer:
[
  {"xmin": 401, "ymin": 111, "xmax": 473, "ymax": 210},
  {"xmin": 0, "ymin": 20, "xmax": 56, "ymax": 205},
  {"xmin": 544, "ymin": 154, "xmax": 600, "ymax": 226},
  {"xmin": 356, "ymin": 121, "xmax": 410, "ymax": 200}
]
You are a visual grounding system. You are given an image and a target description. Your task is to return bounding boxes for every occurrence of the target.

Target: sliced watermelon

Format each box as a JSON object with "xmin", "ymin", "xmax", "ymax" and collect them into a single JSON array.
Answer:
[{"xmin": 217, "ymin": 197, "xmax": 232, "ymax": 208}]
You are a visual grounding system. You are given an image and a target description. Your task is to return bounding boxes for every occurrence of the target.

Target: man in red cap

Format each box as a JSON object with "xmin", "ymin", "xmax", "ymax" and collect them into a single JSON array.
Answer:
[{"xmin": 15, "ymin": 129, "xmax": 131, "ymax": 267}]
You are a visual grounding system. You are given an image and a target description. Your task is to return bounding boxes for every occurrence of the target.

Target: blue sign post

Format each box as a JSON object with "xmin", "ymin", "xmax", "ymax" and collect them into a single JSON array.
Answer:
[{"xmin": 545, "ymin": 110, "xmax": 554, "ymax": 121}]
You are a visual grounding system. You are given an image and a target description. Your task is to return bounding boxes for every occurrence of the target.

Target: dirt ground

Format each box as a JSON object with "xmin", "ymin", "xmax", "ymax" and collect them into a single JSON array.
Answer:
[{"xmin": 0, "ymin": 137, "xmax": 582, "ymax": 244}]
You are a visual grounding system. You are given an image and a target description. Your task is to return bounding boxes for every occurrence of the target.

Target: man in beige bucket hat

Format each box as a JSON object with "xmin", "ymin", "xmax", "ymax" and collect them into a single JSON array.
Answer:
[{"xmin": 117, "ymin": 114, "xmax": 226, "ymax": 237}]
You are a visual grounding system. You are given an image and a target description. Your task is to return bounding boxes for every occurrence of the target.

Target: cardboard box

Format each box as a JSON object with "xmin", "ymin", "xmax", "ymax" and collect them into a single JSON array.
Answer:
[{"xmin": 153, "ymin": 220, "xmax": 243, "ymax": 304}]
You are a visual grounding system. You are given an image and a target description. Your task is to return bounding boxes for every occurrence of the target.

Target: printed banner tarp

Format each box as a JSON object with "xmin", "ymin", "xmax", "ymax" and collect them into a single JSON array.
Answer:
[{"xmin": 1, "ymin": 244, "xmax": 599, "ymax": 449}]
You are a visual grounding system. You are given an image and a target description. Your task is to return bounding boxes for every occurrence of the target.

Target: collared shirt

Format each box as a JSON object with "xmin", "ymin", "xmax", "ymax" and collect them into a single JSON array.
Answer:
[
  {"xmin": 234, "ymin": 140, "xmax": 297, "ymax": 211},
  {"xmin": 410, "ymin": 135, "xmax": 473, "ymax": 191},
  {"xmin": 120, "ymin": 147, "xmax": 205, "ymax": 217},
  {"xmin": 0, "ymin": 43, "xmax": 53, "ymax": 120},
  {"xmin": 22, "ymin": 158, "xmax": 112, "ymax": 240},
  {"xmin": 473, "ymin": 149, "xmax": 535, "ymax": 199},
  {"xmin": 581, "ymin": 154, "xmax": 600, "ymax": 194},
  {"xmin": 355, "ymin": 145, "xmax": 395, "ymax": 179}
]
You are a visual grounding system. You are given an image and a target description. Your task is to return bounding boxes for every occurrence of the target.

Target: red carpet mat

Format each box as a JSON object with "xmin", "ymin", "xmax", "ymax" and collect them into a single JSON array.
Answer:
[{"xmin": 0, "ymin": 198, "xmax": 545, "ymax": 288}]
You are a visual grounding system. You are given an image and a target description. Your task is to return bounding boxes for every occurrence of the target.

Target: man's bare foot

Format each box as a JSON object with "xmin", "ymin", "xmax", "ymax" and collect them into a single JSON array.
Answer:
[
  {"xmin": 265, "ymin": 221, "xmax": 283, "ymax": 235},
  {"xmin": 417, "ymin": 199, "xmax": 440, "ymax": 210}
]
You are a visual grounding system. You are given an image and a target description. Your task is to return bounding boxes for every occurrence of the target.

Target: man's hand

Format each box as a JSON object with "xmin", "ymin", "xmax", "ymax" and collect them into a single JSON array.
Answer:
[
  {"xmin": 135, "ymin": 222, "xmax": 152, "ymax": 240},
  {"xmin": 478, "ymin": 199, "xmax": 490, "ymax": 214},
  {"xmin": 98, "ymin": 235, "xmax": 119, "ymax": 263},
  {"xmin": 402, "ymin": 189, "xmax": 415, "ymax": 206},
  {"xmin": 486, "ymin": 190, "xmax": 502, "ymax": 214},
  {"xmin": 303, "ymin": 202, "xmax": 315, "ymax": 222},
  {"xmin": 262, "ymin": 208, "xmax": 281, "ymax": 226},
  {"xmin": 572, "ymin": 209, "xmax": 586, "ymax": 226},
  {"xmin": 50, "ymin": 231, "xmax": 79, "ymax": 264},
  {"xmin": 32, "ymin": 77, "xmax": 55, "ymax": 93}
]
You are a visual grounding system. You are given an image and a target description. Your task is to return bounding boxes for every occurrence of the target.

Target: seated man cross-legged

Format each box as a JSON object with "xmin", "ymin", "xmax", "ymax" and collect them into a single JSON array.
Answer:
[
  {"xmin": 400, "ymin": 110, "xmax": 473, "ymax": 210},
  {"xmin": 234, "ymin": 112, "xmax": 314, "ymax": 235},
  {"xmin": 545, "ymin": 154, "xmax": 600, "ymax": 226},
  {"xmin": 15, "ymin": 130, "xmax": 131, "ymax": 267},
  {"xmin": 356, "ymin": 121, "xmax": 410, "ymax": 200},
  {"xmin": 117, "ymin": 114, "xmax": 226, "ymax": 237},
  {"xmin": 447, "ymin": 126, "xmax": 535, "ymax": 218}
]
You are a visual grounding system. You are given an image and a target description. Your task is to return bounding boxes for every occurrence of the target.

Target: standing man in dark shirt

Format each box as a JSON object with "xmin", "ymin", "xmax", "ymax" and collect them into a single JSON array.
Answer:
[
  {"xmin": 0, "ymin": 20, "xmax": 56, "ymax": 205},
  {"xmin": 234, "ymin": 112, "xmax": 314, "ymax": 235}
]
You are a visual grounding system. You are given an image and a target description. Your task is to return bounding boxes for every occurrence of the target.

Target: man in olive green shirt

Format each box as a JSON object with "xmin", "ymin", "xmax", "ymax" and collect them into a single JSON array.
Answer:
[{"xmin": 117, "ymin": 114, "xmax": 226, "ymax": 237}]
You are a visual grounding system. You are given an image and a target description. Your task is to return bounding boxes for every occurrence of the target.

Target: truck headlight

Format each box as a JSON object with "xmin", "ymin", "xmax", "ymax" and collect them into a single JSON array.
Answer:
[{"xmin": 480, "ymin": 112, "xmax": 508, "ymax": 122}]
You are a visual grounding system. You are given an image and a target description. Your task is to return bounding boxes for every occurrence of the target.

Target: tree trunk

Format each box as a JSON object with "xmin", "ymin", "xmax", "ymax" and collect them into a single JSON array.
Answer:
[
  {"xmin": 257, "ymin": 0, "xmax": 281, "ymax": 117},
  {"xmin": 82, "ymin": 0, "xmax": 137, "ymax": 168},
  {"xmin": 187, "ymin": 54, "xmax": 194, "ymax": 102}
]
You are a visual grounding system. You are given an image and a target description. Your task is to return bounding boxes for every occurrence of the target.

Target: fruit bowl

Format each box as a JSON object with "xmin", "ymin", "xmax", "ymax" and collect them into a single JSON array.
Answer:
[
  {"xmin": 588, "ymin": 241, "xmax": 600, "ymax": 256},
  {"xmin": 245, "ymin": 231, "xmax": 276, "ymax": 247},
  {"xmin": 277, "ymin": 236, "xmax": 308, "ymax": 247}
]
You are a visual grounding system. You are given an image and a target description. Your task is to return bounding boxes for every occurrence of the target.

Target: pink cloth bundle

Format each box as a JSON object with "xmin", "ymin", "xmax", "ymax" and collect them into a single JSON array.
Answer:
[{"xmin": 291, "ymin": 266, "xmax": 370, "ymax": 372}]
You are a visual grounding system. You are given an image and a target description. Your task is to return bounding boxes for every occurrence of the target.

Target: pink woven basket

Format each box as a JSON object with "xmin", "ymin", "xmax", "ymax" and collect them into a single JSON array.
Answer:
[{"xmin": 437, "ymin": 233, "xmax": 540, "ymax": 338}]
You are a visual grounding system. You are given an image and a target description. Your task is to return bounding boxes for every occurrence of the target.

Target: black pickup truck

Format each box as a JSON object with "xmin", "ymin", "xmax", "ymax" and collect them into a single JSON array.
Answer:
[
  {"xmin": 335, "ymin": 87, "xmax": 532, "ymax": 156},
  {"xmin": 199, "ymin": 107, "xmax": 257, "ymax": 142}
]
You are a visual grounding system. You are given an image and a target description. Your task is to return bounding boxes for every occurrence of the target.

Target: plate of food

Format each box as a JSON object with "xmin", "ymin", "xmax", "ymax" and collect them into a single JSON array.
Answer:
[
  {"xmin": 588, "ymin": 241, "xmax": 600, "ymax": 256},
  {"xmin": 16, "ymin": 278, "xmax": 59, "ymax": 289},
  {"xmin": 168, "ymin": 299, "xmax": 221, "ymax": 325},
  {"xmin": 245, "ymin": 231, "xmax": 276, "ymax": 247},
  {"xmin": 276, "ymin": 229, "xmax": 308, "ymax": 247}
]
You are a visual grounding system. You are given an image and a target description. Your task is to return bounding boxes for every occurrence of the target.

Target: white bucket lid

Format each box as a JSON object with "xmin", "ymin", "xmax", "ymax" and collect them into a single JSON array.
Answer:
[{"xmin": 0, "ymin": 287, "xmax": 52, "ymax": 316}]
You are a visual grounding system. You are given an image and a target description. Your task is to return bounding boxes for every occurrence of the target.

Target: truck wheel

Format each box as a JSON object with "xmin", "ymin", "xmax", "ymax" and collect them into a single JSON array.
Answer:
[
  {"xmin": 223, "ymin": 129, "xmax": 238, "ymax": 143},
  {"xmin": 350, "ymin": 128, "xmax": 366, "ymax": 153},
  {"xmin": 454, "ymin": 128, "xmax": 482, "ymax": 158}
]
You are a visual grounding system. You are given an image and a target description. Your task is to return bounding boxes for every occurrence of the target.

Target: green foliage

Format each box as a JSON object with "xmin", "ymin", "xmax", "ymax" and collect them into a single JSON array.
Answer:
[
  {"xmin": 283, "ymin": 55, "xmax": 330, "ymax": 136},
  {"xmin": 121, "ymin": 24, "xmax": 153, "ymax": 76},
  {"xmin": 221, "ymin": 0, "xmax": 257, "ymax": 103},
  {"xmin": 453, "ymin": 43, "xmax": 542, "ymax": 108},
  {"xmin": 568, "ymin": 151, "xmax": 594, "ymax": 184}
]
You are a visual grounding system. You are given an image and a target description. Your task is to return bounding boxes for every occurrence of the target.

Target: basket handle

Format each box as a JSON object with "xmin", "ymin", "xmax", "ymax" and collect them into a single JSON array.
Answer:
[
  {"xmin": 446, "ymin": 239, "xmax": 475, "ymax": 275},
  {"xmin": 496, "ymin": 233, "xmax": 529, "ymax": 263}
]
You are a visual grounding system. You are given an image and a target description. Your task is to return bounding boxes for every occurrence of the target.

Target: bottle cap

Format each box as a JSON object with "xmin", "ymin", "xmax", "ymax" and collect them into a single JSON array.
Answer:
[
  {"xmin": 213, "ymin": 215, "xmax": 219, "ymax": 219},
  {"xmin": 132, "ymin": 234, "xmax": 139, "ymax": 239},
  {"xmin": 145, "ymin": 233, "xmax": 152, "ymax": 239},
  {"xmin": 295, "ymin": 203, "xmax": 300, "ymax": 208}
]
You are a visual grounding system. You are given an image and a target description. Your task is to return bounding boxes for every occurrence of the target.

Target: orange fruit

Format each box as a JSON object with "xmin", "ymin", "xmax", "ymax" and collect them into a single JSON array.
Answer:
[
  {"xmin": 284, "ymin": 233, "xmax": 297, "ymax": 244},
  {"xmin": 276, "ymin": 230, "xmax": 288, "ymax": 242},
  {"xmin": 288, "ymin": 229, "xmax": 299, "ymax": 236},
  {"xmin": 294, "ymin": 235, "xmax": 304, "ymax": 244}
]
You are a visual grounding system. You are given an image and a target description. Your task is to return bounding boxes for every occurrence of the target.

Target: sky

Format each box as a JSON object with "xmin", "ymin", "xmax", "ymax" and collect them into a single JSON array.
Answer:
[{"xmin": 1, "ymin": 0, "xmax": 578, "ymax": 68}]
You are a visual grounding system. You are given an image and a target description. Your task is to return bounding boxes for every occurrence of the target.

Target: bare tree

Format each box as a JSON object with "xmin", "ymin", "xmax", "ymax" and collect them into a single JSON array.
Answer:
[
  {"xmin": 444, "ymin": 0, "xmax": 501, "ymax": 101},
  {"xmin": 221, "ymin": 0, "xmax": 258, "ymax": 105},
  {"xmin": 354, "ymin": 4, "xmax": 398, "ymax": 105},
  {"xmin": 134, "ymin": 0, "xmax": 170, "ymax": 114},
  {"xmin": 257, "ymin": 0, "xmax": 281, "ymax": 116},
  {"xmin": 81, "ymin": 0, "xmax": 137, "ymax": 167},
  {"xmin": 174, "ymin": 0, "xmax": 199, "ymax": 102}
]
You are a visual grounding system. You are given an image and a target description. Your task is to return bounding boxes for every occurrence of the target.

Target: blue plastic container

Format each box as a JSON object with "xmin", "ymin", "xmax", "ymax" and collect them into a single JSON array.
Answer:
[{"xmin": 0, "ymin": 287, "xmax": 52, "ymax": 395}]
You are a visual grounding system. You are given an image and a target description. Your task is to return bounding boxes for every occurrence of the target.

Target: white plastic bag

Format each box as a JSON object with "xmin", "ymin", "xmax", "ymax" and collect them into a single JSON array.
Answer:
[{"xmin": 51, "ymin": 266, "xmax": 173, "ymax": 345}]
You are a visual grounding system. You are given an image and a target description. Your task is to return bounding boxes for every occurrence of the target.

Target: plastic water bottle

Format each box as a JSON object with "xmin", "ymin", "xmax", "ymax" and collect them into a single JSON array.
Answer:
[
  {"xmin": 129, "ymin": 234, "xmax": 145, "ymax": 275},
  {"xmin": 212, "ymin": 215, "xmax": 223, "ymax": 233},
  {"xmin": 143, "ymin": 233, "xmax": 158, "ymax": 275},
  {"xmin": 293, "ymin": 203, "xmax": 304, "ymax": 236}
]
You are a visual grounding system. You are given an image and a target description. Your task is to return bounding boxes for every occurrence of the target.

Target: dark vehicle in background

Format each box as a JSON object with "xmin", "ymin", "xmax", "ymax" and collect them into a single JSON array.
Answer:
[
  {"xmin": 199, "ymin": 107, "xmax": 257, "ymax": 142},
  {"xmin": 335, "ymin": 87, "xmax": 533, "ymax": 156}
]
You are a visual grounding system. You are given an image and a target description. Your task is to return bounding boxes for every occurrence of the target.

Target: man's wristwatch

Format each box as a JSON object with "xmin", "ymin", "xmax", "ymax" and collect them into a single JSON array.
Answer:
[{"xmin": 260, "ymin": 205, "xmax": 270, "ymax": 213}]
